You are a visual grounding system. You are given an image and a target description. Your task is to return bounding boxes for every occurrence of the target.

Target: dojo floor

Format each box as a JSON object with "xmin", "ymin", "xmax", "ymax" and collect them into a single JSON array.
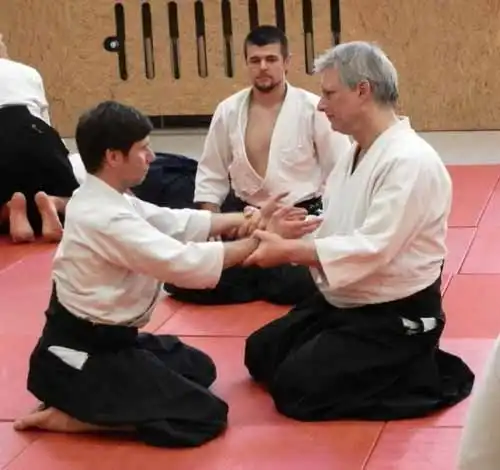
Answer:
[{"xmin": 2, "ymin": 136, "xmax": 500, "ymax": 468}]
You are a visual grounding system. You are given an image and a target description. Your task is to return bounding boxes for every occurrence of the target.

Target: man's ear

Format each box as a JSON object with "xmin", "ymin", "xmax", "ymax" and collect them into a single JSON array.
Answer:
[
  {"xmin": 103, "ymin": 149, "xmax": 123, "ymax": 168},
  {"xmin": 283, "ymin": 54, "xmax": 292, "ymax": 74},
  {"xmin": 357, "ymin": 79, "xmax": 372, "ymax": 99}
]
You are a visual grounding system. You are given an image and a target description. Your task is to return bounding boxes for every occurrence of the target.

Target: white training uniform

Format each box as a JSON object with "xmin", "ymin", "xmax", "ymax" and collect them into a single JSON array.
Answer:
[
  {"xmin": 194, "ymin": 83, "xmax": 351, "ymax": 208},
  {"xmin": 52, "ymin": 174, "xmax": 224, "ymax": 327},
  {"xmin": 311, "ymin": 117, "xmax": 452, "ymax": 307},
  {"xmin": 0, "ymin": 58, "xmax": 51, "ymax": 125}
]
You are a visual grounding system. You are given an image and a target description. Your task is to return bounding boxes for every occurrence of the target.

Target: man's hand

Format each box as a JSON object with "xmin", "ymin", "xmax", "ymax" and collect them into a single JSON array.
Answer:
[
  {"xmin": 231, "ymin": 192, "xmax": 290, "ymax": 239},
  {"xmin": 266, "ymin": 206, "xmax": 322, "ymax": 239},
  {"xmin": 243, "ymin": 230, "xmax": 320, "ymax": 268},
  {"xmin": 259, "ymin": 191, "xmax": 290, "ymax": 226},
  {"xmin": 242, "ymin": 230, "xmax": 290, "ymax": 268},
  {"xmin": 211, "ymin": 191, "xmax": 320, "ymax": 241}
]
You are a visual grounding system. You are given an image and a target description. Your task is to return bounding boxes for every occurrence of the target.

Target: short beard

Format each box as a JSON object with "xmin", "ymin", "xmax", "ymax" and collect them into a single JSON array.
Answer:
[{"xmin": 253, "ymin": 80, "xmax": 280, "ymax": 94}]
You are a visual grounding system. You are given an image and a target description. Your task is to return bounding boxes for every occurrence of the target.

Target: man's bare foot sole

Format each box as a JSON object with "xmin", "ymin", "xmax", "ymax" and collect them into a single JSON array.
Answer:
[
  {"xmin": 14, "ymin": 406, "xmax": 135, "ymax": 434},
  {"xmin": 8, "ymin": 193, "xmax": 35, "ymax": 243},
  {"xmin": 34, "ymin": 192, "xmax": 63, "ymax": 243}
]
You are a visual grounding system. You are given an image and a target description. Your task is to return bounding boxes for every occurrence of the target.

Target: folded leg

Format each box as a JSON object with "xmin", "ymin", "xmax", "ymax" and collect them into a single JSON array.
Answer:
[
  {"xmin": 136, "ymin": 332, "xmax": 217, "ymax": 388},
  {"xmin": 268, "ymin": 311, "xmax": 473, "ymax": 421},
  {"xmin": 24, "ymin": 334, "xmax": 228, "ymax": 447},
  {"xmin": 245, "ymin": 294, "xmax": 327, "ymax": 385}
]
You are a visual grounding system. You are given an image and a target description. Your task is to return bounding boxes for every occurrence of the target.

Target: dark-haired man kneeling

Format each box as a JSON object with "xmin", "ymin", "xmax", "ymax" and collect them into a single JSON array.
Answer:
[{"xmin": 14, "ymin": 101, "xmax": 320, "ymax": 447}]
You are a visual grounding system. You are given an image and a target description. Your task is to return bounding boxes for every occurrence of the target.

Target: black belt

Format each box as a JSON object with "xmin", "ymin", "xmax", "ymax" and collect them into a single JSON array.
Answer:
[
  {"xmin": 295, "ymin": 196, "xmax": 322, "ymax": 215},
  {"xmin": 220, "ymin": 190, "xmax": 322, "ymax": 216}
]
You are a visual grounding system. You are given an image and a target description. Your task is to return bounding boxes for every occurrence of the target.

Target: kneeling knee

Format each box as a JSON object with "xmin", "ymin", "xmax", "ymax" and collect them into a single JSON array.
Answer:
[
  {"xmin": 195, "ymin": 396, "xmax": 229, "ymax": 443},
  {"xmin": 269, "ymin": 365, "xmax": 329, "ymax": 421},
  {"xmin": 198, "ymin": 351, "xmax": 217, "ymax": 385},
  {"xmin": 185, "ymin": 346, "xmax": 218, "ymax": 387},
  {"xmin": 243, "ymin": 333, "xmax": 270, "ymax": 379},
  {"xmin": 269, "ymin": 372, "xmax": 307, "ymax": 419}
]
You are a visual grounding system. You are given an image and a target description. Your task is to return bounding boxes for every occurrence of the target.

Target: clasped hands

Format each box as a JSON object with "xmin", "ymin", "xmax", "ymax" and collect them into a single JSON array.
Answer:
[{"xmin": 237, "ymin": 192, "xmax": 322, "ymax": 267}]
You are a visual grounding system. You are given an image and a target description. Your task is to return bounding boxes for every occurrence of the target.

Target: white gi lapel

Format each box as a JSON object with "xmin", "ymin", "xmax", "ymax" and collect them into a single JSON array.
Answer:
[
  {"xmin": 265, "ymin": 85, "xmax": 304, "ymax": 172},
  {"xmin": 314, "ymin": 117, "xmax": 412, "ymax": 241}
]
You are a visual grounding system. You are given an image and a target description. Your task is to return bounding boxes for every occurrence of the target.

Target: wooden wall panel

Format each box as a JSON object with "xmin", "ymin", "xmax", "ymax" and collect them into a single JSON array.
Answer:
[
  {"xmin": 341, "ymin": 0, "xmax": 500, "ymax": 131},
  {"xmin": 1, "ymin": 0, "xmax": 269, "ymax": 136},
  {"xmin": 283, "ymin": 0, "xmax": 332, "ymax": 91},
  {"xmin": 0, "ymin": 1, "xmax": 121, "ymax": 136},
  {"xmin": 1, "ymin": 0, "xmax": 499, "ymax": 135}
]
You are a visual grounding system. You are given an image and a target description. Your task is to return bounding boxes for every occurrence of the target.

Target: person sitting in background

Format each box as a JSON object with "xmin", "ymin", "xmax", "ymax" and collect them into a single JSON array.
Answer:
[
  {"xmin": 0, "ymin": 33, "xmax": 79, "ymax": 243},
  {"xmin": 166, "ymin": 25, "xmax": 351, "ymax": 306}
]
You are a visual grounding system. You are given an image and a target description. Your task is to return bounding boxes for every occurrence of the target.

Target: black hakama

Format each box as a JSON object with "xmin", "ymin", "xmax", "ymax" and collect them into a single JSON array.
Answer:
[
  {"xmin": 0, "ymin": 105, "xmax": 79, "ymax": 233},
  {"xmin": 245, "ymin": 277, "xmax": 475, "ymax": 421},
  {"xmin": 131, "ymin": 152, "xmax": 198, "ymax": 210},
  {"xmin": 26, "ymin": 288, "xmax": 228, "ymax": 447}
]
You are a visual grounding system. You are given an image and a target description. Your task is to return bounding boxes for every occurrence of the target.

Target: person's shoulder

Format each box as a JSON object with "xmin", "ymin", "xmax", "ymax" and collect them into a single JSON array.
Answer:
[
  {"xmin": 0, "ymin": 58, "xmax": 42, "ymax": 80},
  {"xmin": 65, "ymin": 188, "xmax": 103, "ymax": 227},
  {"xmin": 393, "ymin": 131, "xmax": 442, "ymax": 167},
  {"xmin": 290, "ymin": 85, "xmax": 321, "ymax": 107},
  {"xmin": 386, "ymin": 132, "xmax": 450, "ymax": 191},
  {"xmin": 216, "ymin": 87, "xmax": 251, "ymax": 111},
  {"xmin": 209, "ymin": 87, "xmax": 250, "ymax": 125},
  {"xmin": 66, "ymin": 184, "xmax": 133, "ymax": 232}
]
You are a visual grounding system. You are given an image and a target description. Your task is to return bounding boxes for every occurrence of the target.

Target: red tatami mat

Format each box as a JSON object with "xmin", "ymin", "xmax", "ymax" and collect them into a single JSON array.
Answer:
[
  {"xmin": 0, "ymin": 240, "xmax": 52, "ymax": 273},
  {"xmin": 443, "ymin": 275, "xmax": 500, "ymax": 338},
  {"xmin": 461, "ymin": 225, "xmax": 500, "ymax": 273},
  {"xmin": 0, "ymin": 334, "xmax": 40, "ymax": 421},
  {"xmin": 182, "ymin": 337, "xmax": 284, "ymax": 426},
  {"xmin": 0, "ymin": 251, "xmax": 54, "ymax": 336},
  {"xmin": 474, "ymin": 174, "xmax": 500, "ymax": 228},
  {"xmin": 0, "ymin": 424, "xmax": 39, "ymax": 469},
  {"xmin": 157, "ymin": 301, "xmax": 289, "ymax": 337},
  {"xmin": 444, "ymin": 227, "xmax": 476, "ymax": 274},
  {"xmin": 364, "ymin": 426, "xmax": 462, "ymax": 470},
  {"xmin": 4, "ymin": 421, "xmax": 383, "ymax": 470},
  {"xmin": 447, "ymin": 164, "xmax": 500, "ymax": 227},
  {"xmin": 1, "ymin": 163, "xmax": 500, "ymax": 469}
]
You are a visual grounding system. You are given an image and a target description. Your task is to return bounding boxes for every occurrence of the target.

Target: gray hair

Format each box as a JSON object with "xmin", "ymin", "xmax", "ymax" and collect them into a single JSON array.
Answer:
[{"xmin": 314, "ymin": 41, "xmax": 399, "ymax": 105}]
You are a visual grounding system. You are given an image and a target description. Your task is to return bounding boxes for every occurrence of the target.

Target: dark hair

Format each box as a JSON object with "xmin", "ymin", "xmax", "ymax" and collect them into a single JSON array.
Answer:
[
  {"xmin": 75, "ymin": 101, "xmax": 153, "ymax": 174},
  {"xmin": 243, "ymin": 25, "xmax": 288, "ymax": 60}
]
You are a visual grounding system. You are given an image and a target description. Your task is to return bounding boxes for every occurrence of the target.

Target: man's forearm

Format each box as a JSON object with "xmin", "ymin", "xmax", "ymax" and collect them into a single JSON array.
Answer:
[
  {"xmin": 222, "ymin": 237, "xmax": 259, "ymax": 268},
  {"xmin": 209, "ymin": 212, "xmax": 246, "ymax": 238}
]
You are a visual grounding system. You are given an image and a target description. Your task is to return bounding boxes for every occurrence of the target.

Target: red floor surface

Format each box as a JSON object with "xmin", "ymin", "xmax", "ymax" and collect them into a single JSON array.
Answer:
[{"xmin": 0, "ymin": 164, "xmax": 499, "ymax": 469}]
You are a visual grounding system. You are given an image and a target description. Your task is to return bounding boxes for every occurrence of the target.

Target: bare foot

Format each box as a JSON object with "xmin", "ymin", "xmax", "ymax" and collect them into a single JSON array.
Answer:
[
  {"xmin": 8, "ymin": 193, "xmax": 35, "ymax": 243},
  {"xmin": 13, "ymin": 406, "xmax": 126, "ymax": 433},
  {"xmin": 34, "ymin": 192, "xmax": 63, "ymax": 243},
  {"xmin": 30, "ymin": 402, "xmax": 48, "ymax": 413}
]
